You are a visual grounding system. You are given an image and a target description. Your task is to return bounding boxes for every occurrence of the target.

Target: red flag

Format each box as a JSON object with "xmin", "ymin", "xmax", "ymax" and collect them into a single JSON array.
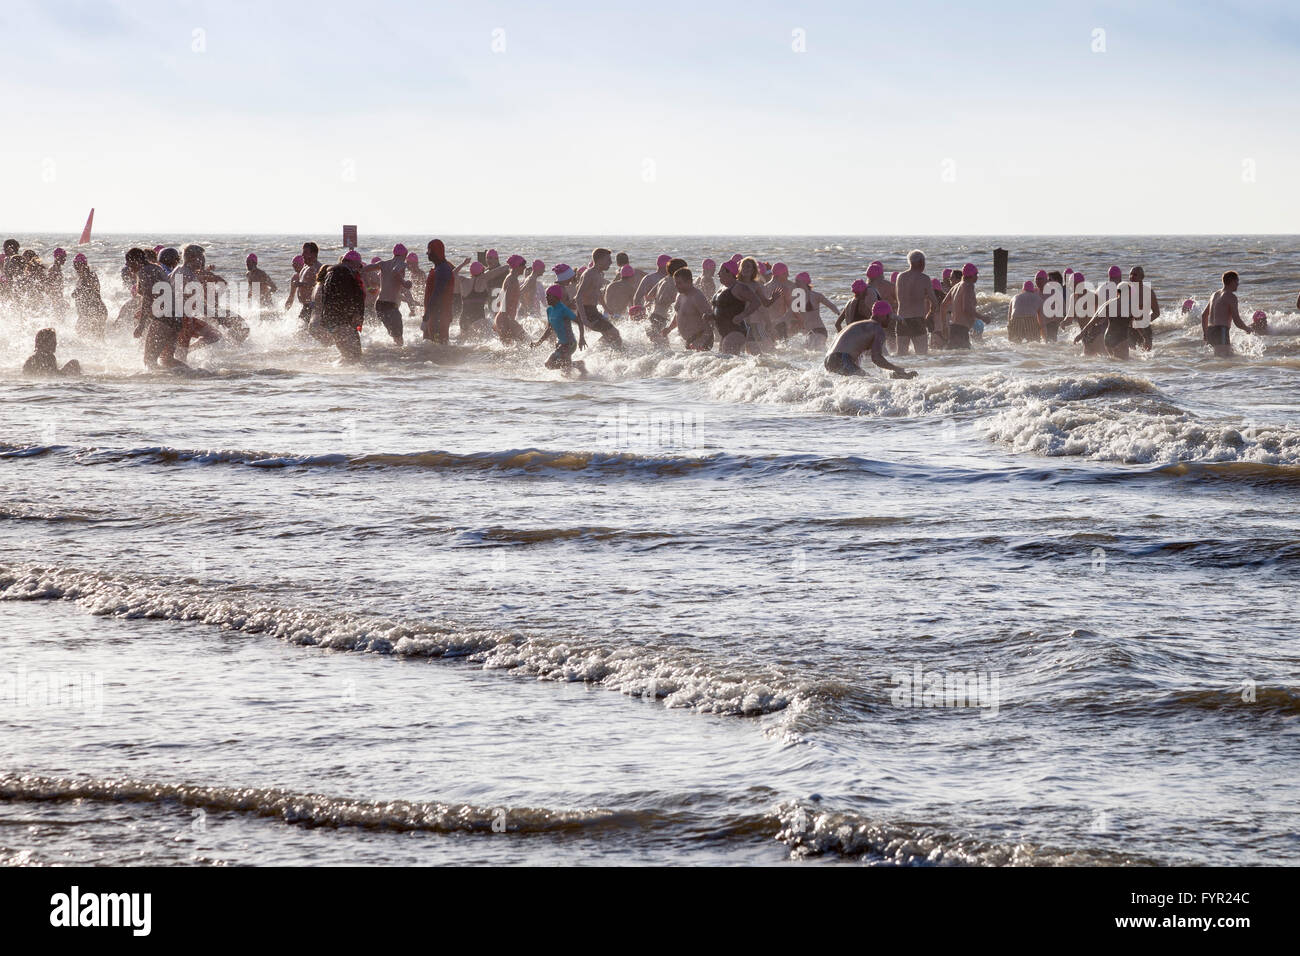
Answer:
[{"xmin": 78, "ymin": 208, "xmax": 94, "ymax": 245}]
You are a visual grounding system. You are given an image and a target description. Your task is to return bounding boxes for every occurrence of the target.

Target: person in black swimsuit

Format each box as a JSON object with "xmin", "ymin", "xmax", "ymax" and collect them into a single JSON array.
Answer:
[{"xmin": 711, "ymin": 262, "xmax": 749, "ymax": 354}]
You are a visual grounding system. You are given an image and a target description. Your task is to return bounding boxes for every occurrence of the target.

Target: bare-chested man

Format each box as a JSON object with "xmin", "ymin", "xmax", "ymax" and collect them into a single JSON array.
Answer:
[
  {"xmin": 361, "ymin": 243, "xmax": 409, "ymax": 344},
  {"xmin": 942, "ymin": 262, "xmax": 980, "ymax": 350},
  {"xmin": 664, "ymin": 268, "xmax": 715, "ymax": 351},
  {"xmin": 895, "ymin": 250, "xmax": 939, "ymax": 355},
  {"xmin": 633, "ymin": 254, "xmax": 670, "ymax": 311},
  {"xmin": 1201, "ymin": 270, "xmax": 1252, "ymax": 357},
  {"xmin": 296, "ymin": 241, "xmax": 323, "ymax": 327},
  {"xmin": 644, "ymin": 257, "xmax": 688, "ymax": 342},
  {"xmin": 491, "ymin": 255, "xmax": 531, "ymax": 344},
  {"xmin": 1123, "ymin": 266, "xmax": 1160, "ymax": 351},
  {"xmin": 614, "ymin": 252, "xmax": 646, "ymax": 288},
  {"xmin": 824, "ymin": 300, "xmax": 916, "ymax": 379},
  {"xmin": 573, "ymin": 247, "xmax": 623, "ymax": 348},
  {"xmin": 603, "ymin": 265, "xmax": 639, "ymax": 317},
  {"xmin": 519, "ymin": 259, "xmax": 546, "ymax": 317}
]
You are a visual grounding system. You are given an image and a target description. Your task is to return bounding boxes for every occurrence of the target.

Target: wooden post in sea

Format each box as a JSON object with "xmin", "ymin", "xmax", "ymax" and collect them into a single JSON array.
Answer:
[
  {"xmin": 993, "ymin": 248, "xmax": 1008, "ymax": 293},
  {"xmin": 476, "ymin": 250, "xmax": 486, "ymax": 265}
]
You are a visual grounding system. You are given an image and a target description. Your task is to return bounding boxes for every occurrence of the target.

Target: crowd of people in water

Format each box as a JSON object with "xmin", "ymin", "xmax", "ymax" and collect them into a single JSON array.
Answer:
[{"xmin": 1, "ymin": 236, "xmax": 1285, "ymax": 380}]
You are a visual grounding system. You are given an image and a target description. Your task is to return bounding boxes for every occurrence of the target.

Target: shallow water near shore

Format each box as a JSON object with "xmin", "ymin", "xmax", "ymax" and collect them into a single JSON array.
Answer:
[{"xmin": 2, "ymin": 234, "xmax": 1298, "ymax": 865}]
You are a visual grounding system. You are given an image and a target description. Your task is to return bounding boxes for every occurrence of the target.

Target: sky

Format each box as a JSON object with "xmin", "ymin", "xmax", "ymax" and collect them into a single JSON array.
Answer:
[{"xmin": 3, "ymin": 0, "xmax": 1299, "ymax": 236}]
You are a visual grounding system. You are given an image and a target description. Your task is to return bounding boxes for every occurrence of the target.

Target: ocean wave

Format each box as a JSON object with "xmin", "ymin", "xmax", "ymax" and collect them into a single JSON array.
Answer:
[
  {"xmin": 0, "ymin": 773, "xmax": 614, "ymax": 834},
  {"xmin": 0, "ymin": 564, "xmax": 809, "ymax": 718},
  {"xmin": 772, "ymin": 801, "xmax": 1143, "ymax": 865},
  {"xmin": 984, "ymin": 400, "xmax": 1300, "ymax": 465}
]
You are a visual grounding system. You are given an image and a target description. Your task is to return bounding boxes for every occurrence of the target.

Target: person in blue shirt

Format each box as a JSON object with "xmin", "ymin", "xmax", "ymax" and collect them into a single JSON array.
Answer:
[{"xmin": 532, "ymin": 283, "xmax": 587, "ymax": 376}]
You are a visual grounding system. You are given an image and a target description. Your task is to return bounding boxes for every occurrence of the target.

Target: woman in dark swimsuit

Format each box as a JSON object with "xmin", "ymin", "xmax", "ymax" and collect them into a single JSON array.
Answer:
[{"xmin": 711, "ymin": 262, "xmax": 749, "ymax": 355}]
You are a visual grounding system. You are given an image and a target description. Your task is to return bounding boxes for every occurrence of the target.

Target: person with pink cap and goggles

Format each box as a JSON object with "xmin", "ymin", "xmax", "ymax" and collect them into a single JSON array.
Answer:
[
  {"xmin": 633, "ymin": 254, "xmax": 673, "ymax": 312},
  {"xmin": 242, "ymin": 252, "xmax": 278, "ymax": 316},
  {"xmin": 603, "ymin": 262, "xmax": 640, "ymax": 318},
  {"xmin": 354, "ymin": 243, "xmax": 413, "ymax": 344},
  {"xmin": 791, "ymin": 270, "xmax": 839, "ymax": 345},
  {"xmin": 1008, "ymin": 278, "xmax": 1046, "ymax": 344},
  {"xmin": 939, "ymin": 263, "xmax": 980, "ymax": 350},
  {"xmin": 824, "ymin": 297, "xmax": 916, "ymax": 379},
  {"xmin": 517, "ymin": 259, "xmax": 547, "ymax": 318},
  {"xmin": 489, "ymin": 254, "xmax": 532, "ymax": 346},
  {"xmin": 837, "ymin": 278, "xmax": 878, "ymax": 331}
]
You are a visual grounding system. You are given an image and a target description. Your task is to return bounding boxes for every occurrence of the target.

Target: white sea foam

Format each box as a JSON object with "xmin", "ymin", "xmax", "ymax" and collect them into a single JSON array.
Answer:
[{"xmin": 0, "ymin": 564, "xmax": 808, "ymax": 718}]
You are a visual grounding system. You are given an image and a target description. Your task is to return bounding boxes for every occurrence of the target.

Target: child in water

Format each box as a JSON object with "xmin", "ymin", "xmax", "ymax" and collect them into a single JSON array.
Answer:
[
  {"xmin": 23, "ymin": 328, "xmax": 81, "ymax": 377},
  {"xmin": 532, "ymin": 284, "xmax": 587, "ymax": 376}
]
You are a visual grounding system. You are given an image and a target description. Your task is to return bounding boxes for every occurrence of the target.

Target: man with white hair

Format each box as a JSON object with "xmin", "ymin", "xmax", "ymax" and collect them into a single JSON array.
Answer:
[{"xmin": 894, "ymin": 249, "xmax": 939, "ymax": 355}]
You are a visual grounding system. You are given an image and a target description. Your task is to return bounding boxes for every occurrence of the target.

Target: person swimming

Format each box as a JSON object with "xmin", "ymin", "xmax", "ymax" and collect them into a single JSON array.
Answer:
[
  {"xmin": 824, "ymin": 301, "xmax": 916, "ymax": 379},
  {"xmin": 23, "ymin": 328, "xmax": 81, "ymax": 377}
]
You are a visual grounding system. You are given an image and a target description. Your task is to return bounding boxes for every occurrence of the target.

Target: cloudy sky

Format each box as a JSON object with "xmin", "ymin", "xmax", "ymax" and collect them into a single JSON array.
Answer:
[{"xmin": 3, "ymin": 0, "xmax": 1298, "ymax": 235}]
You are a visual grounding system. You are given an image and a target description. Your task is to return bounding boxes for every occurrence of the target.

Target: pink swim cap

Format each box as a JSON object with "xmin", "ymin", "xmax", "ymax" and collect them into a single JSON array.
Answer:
[
  {"xmin": 293, "ymin": 255, "xmax": 304, "ymax": 268},
  {"xmin": 772, "ymin": 262, "xmax": 789, "ymax": 277},
  {"xmin": 393, "ymin": 243, "xmax": 408, "ymax": 258},
  {"xmin": 620, "ymin": 265, "xmax": 634, "ymax": 278},
  {"xmin": 1252, "ymin": 309, "xmax": 1267, "ymax": 322},
  {"xmin": 532, "ymin": 259, "xmax": 544, "ymax": 272},
  {"xmin": 851, "ymin": 279, "xmax": 868, "ymax": 295},
  {"xmin": 702, "ymin": 258, "xmax": 716, "ymax": 269},
  {"xmin": 1023, "ymin": 280, "xmax": 1036, "ymax": 292},
  {"xmin": 962, "ymin": 263, "xmax": 978, "ymax": 279},
  {"xmin": 1182, "ymin": 298, "xmax": 1195, "ymax": 311},
  {"xmin": 719, "ymin": 261, "xmax": 738, "ymax": 276},
  {"xmin": 553, "ymin": 264, "xmax": 575, "ymax": 282},
  {"xmin": 1035, "ymin": 269, "xmax": 1048, "ymax": 282},
  {"xmin": 932, "ymin": 278, "xmax": 942, "ymax": 291},
  {"xmin": 866, "ymin": 262, "xmax": 884, "ymax": 279},
  {"xmin": 246, "ymin": 253, "xmax": 258, "ymax": 266},
  {"xmin": 1065, "ymin": 268, "xmax": 1074, "ymax": 276},
  {"xmin": 1108, "ymin": 265, "xmax": 1122, "ymax": 281},
  {"xmin": 872, "ymin": 300, "xmax": 892, "ymax": 317},
  {"xmin": 53, "ymin": 247, "xmax": 66, "ymax": 260},
  {"xmin": 657, "ymin": 254, "xmax": 671, "ymax": 268},
  {"xmin": 546, "ymin": 284, "xmax": 565, "ymax": 300},
  {"xmin": 406, "ymin": 252, "xmax": 419, "ymax": 264},
  {"xmin": 74, "ymin": 253, "xmax": 87, "ymax": 265},
  {"xmin": 371, "ymin": 256, "xmax": 382, "ymax": 264},
  {"xmin": 343, "ymin": 250, "xmax": 363, "ymax": 264},
  {"xmin": 153, "ymin": 245, "xmax": 164, "ymax": 254},
  {"xmin": 1073, "ymin": 272, "xmax": 1085, "ymax": 284},
  {"xmin": 796, "ymin": 271, "xmax": 811, "ymax": 285},
  {"xmin": 507, "ymin": 254, "xmax": 526, "ymax": 268},
  {"xmin": 487, "ymin": 248, "xmax": 498, "ymax": 258},
  {"xmin": 942, "ymin": 268, "xmax": 952, "ymax": 280},
  {"xmin": 469, "ymin": 262, "xmax": 485, "ymax": 276}
]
